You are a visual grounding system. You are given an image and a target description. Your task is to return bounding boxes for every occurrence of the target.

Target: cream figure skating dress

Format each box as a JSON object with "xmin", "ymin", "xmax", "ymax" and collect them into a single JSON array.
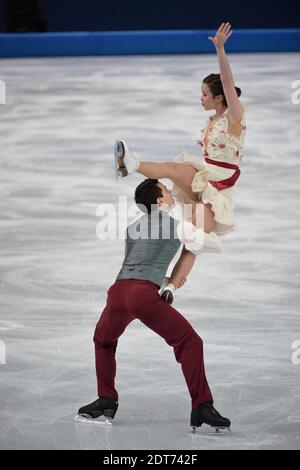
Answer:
[{"xmin": 173, "ymin": 109, "xmax": 246, "ymax": 235}]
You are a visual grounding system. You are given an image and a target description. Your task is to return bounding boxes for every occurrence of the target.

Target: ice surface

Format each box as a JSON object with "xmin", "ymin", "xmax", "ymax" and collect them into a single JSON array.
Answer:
[{"xmin": 0, "ymin": 53, "xmax": 299, "ymax": 450}]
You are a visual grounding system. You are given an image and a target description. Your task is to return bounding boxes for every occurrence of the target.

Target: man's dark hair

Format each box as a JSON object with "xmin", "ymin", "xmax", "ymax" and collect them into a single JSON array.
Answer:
[{"xmin": 134, "ymin": 179, "xmax": 163, "ymax": 213}]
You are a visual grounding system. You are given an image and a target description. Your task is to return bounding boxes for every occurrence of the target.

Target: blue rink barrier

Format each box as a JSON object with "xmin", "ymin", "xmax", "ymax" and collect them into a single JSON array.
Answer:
[{"xmin": 0, "ymin": 29, "xmax": 299, "ymax": 57}]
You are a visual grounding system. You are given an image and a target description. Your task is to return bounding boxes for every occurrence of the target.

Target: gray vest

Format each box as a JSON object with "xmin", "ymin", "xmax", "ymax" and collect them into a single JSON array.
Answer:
[{"xmin": 116, "ymin": 209, "xmax": 181, "ymax": 288}]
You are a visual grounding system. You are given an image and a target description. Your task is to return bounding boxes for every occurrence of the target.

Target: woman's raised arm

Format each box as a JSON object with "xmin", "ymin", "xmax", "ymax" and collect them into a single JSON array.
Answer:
[{"xmin": 208, "ymin": 22, "xmax": 244, "ymax": 122}]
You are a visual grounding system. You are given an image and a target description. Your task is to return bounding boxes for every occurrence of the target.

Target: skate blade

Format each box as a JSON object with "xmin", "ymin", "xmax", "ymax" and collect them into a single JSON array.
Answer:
[
  {"xmin": 75, "ymin": 414, "xmax": 113, "ymax": 426},
  {"xmin": 114, "ymin": 141, "xmax": 127, "ymax": 179},
  {"xmin": 161, "ymin": 290, "xmax": 174, "ymax": 304},
  {"xmin": 191, "ymin": 425, "xmax": 231, "ymax": 436}
]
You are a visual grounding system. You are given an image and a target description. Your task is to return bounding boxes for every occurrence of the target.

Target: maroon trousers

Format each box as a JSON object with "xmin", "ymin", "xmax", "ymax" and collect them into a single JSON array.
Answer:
[{"xmin": 93, "ymin": 279, "xmax": 213, "ymax": 409}]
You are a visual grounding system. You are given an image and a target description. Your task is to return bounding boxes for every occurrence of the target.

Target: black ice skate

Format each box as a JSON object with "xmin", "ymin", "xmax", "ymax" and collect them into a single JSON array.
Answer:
[
  {"xmin": 75, "ymin": 396, "xmax": 118, "ymax": 425},
  {"xmin": 190, "ymin": 401, "xmax": 231, "ymax": 435}
]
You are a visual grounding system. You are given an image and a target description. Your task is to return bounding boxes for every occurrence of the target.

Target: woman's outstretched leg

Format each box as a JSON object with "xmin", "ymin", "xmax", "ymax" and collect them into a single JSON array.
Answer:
[
  {"xmin": 116, "ymin": 140, "xmax": 199, "ymax": 202},
  {"xmin": 137, "ymin": 161, "xmax": 199, "ymax": 202},
  {"xmin": 115, "ymin": 140, "xmax": 216, "ymax": 232}
]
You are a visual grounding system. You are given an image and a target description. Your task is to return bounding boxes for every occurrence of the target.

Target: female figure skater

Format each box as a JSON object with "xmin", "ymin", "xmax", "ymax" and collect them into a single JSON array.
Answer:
[{"xmin": 115, "ymin": 22, "xmax": 246, "ymax": 301}]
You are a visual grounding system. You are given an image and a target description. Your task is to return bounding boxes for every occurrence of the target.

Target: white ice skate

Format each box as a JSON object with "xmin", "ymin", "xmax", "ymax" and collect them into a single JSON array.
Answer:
[
  {"xmin": 114, "ymin": 140, "xmax": 140, "ymax": 180},
  {"xmin": 160, "ymin": 282, "xmax": 176, "ymax": 305}
]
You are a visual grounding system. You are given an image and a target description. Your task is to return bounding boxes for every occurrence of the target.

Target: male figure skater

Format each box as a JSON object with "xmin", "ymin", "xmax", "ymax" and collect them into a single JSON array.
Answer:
[{"xmin": 76, "ymin": 179, "xmax": 230, "ymax": 433}]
